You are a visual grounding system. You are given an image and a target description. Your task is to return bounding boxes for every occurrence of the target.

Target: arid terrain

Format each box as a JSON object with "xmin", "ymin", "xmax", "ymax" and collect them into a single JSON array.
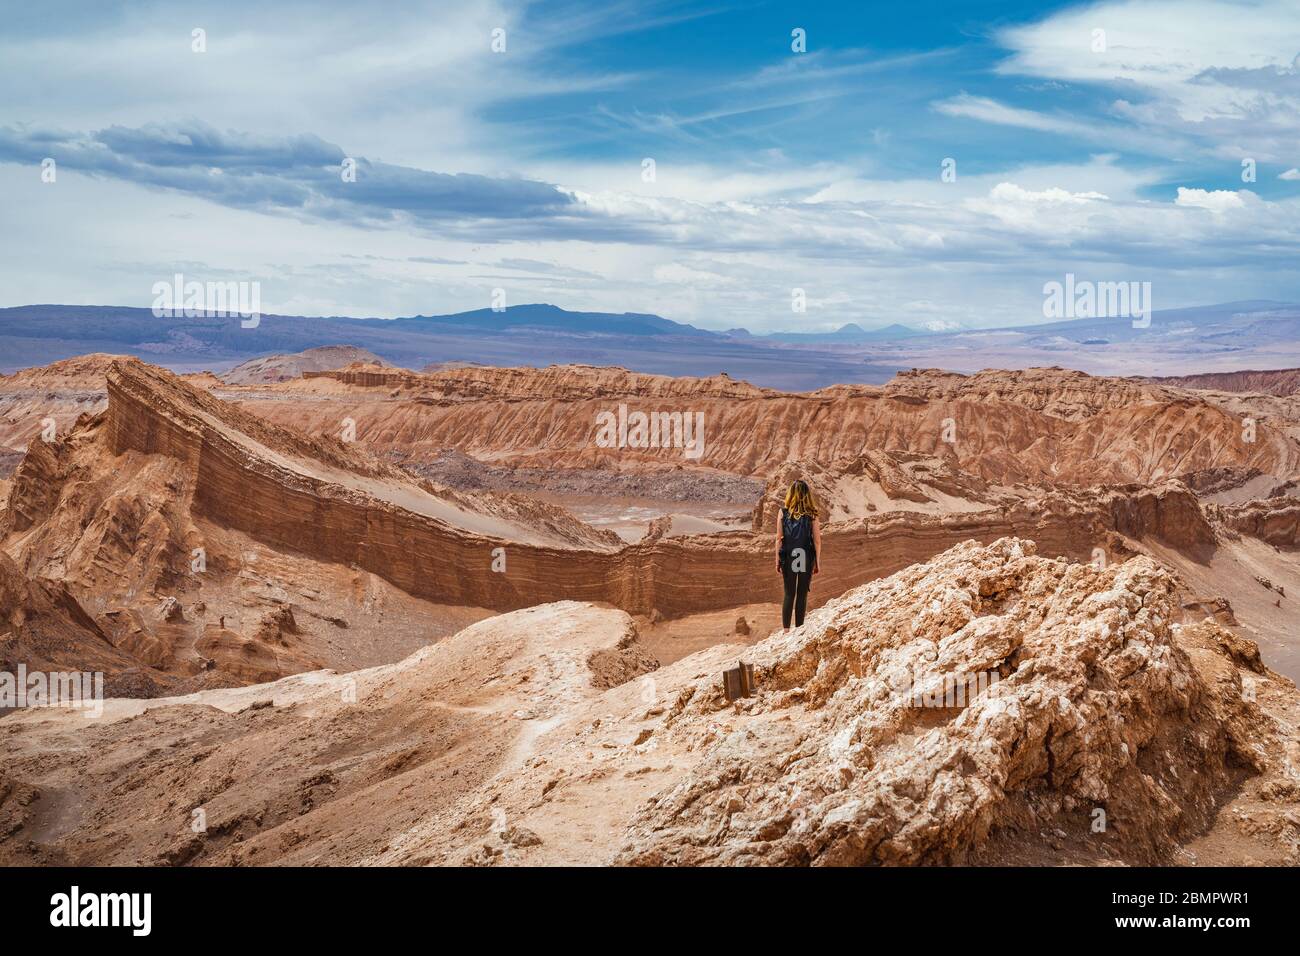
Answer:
[{"xmin": 1, "ymin": 350, "xmax": 1299, "ymax": 866}]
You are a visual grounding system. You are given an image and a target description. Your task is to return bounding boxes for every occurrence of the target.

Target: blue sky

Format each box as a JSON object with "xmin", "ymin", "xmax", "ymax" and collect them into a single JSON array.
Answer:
[{"xmin": 2, "ymin": 0, "xmax": 1299, "ymax": 331}]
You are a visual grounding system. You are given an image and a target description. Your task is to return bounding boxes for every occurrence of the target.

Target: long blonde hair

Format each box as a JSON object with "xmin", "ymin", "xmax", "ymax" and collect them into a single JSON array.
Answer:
[{"xmin": 783, "ymin": 480, "xmax": 820, "ymax": 520}]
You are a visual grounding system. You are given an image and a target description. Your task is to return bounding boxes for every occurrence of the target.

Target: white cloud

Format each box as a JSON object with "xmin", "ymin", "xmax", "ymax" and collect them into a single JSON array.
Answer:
[
  {"xmin": 932, "ymin": 93, "xmax": 1098, "ymax": 136},
  {"xmin": 0, "ymin": 0, "xmax": 656, "ymax": 174},
  {"xmin": 806, "ymin": 155, "xmax": 1155, "ymax": 204},
  {"xmin": 997, "ymin": 0, "xmax": 1300, "ymax": 100},
  {"xmin": 1280, "ymin": 168, "xmax": 1300, "ymax": 180},
  {"xmin": 984, "ymin": 183, "xmax": 1110, "ymax": 204},
  {"xmin": 1174, "ymin": 187, "xmax": 1256, "ymax": 211},
  {"xmin": 994, "ymin": 0, "xmax": 1300, "ymax": 161}
]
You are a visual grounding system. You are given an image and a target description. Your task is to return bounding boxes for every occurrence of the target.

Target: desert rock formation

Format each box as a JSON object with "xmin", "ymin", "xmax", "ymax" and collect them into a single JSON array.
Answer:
[
  {"xmin": 4, "ymin": 355, "xmax": 1300, "ymax": 695},
  {"xmin": 209, "ymin": 362, "xmax": 1300, "ymax": 487},
  {"xmin": 1, "ymin": 359, "xmax": 627, "ymax": 690},
  {"xmin": 221, "ymin": 346, "xmax": 391, "ymax": 385},
  {"xmin": 1146, "ymin": 367, "xmax": 1300, "ymax": 397},
  {"xmin": 2, "ymin": 538, "xmax": 1295, "ymax": 866}
]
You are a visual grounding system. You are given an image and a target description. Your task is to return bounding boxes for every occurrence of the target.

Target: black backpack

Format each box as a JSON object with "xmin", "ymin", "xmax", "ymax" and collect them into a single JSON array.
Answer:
[{"xmin": 780, "ymin": 508, "xmax": 815, "ymax": 572}]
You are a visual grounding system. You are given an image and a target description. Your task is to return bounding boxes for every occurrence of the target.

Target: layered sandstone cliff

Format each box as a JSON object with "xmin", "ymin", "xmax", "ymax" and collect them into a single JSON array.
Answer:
[
  {"xmin": 0, "ymin": 360, "xmax": 634, "ymax": 688},
  {"xmin": 1213, "ymin": 496, "xmax": 1300, "ymax": 547}
]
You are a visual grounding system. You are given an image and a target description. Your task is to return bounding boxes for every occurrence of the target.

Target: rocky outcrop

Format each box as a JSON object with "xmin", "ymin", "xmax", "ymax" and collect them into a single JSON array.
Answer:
[
  {"xmin": 384, "ymin": 363, "xmax": 773, "ymax": 402},
  {"xmin": 613, "ymin": 539, "xmax": 1278, "ymax": 865},
  {"xmin": 1213, "ymin": 496, "xmax": 1300, "ymax": 546},
  {"xmin": 586, "ymin": 618, "xmax": 660, "ymax": 690},
  {"xmin": 0, "ymin": 551, "xmax": 151, "ymax": 696},
  {"xmin": 0, "ymin": 354, "xmax": 115, "ymax": 458},
  {"xmin": 1, "ymin": 436, "xmax": 72, "ymax": 533},
  {"xmin": 4, "ymin": 539, "xmax": 1294, "ymax": 867},
  {"xmin": 2, "ymin": 427, "xmax": 194, "ymax": 605},
  {"xmin": 753, "ymin": 451, "xmax": 1005, "ymax": 530},
  {"xmin": 885, "ymin": 365, "xmax": 1183, "ymax": 419},
  {"xmin": 1106, "ymin": 480, "xmax": 1218, "ymax": 549},
  {"xmin": 195, "ymin": 617, "xmax": 319, "ymax": 684}
]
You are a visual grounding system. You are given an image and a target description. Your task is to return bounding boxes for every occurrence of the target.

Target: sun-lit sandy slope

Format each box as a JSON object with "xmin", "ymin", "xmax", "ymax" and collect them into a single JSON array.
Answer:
[
  {"xmin": 2, "ymin": 538, "xmax": 1296, "ymax": 867},
  {"xmin": 1144, "ymin": 533, "xmax": 1300, "ymax": 680}
]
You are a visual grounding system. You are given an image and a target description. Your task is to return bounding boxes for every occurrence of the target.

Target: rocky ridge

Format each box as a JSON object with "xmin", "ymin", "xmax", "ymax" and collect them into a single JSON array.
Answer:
[{"xmin": 223, "ymin": 363, "xmax": 1300, "ymax": 486}]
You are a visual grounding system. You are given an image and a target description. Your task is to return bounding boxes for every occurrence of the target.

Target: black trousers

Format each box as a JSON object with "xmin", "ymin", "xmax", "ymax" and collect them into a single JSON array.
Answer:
[{"xmin": 781, "ymin": 567, "xmax": 811, "ymax": 628}]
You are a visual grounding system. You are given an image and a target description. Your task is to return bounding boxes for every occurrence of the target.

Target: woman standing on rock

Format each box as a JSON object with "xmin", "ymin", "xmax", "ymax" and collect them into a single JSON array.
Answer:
[{"xmin": 775, "ymin": 480, "xmax": 822, "ymax": 630}]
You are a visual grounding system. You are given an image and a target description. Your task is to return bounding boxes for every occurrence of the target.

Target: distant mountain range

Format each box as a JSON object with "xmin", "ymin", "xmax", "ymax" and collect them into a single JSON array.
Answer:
[
  {"xmin": 758, "ymin": 322, "xmax": 929, "ymax": 344},
  {"xmin": 0, "ymin": 301, "xmax": 925, "ymax": 356},
  {"xmin": 0, "ymin": 302, "xmax": 911, "ymax": 390},
  {"xmin": 1, "ymin": 300, "xmax": 1298, "ymax": 390},
  {"xmin": 860, "ymin": 300, "xmax": 1300, "ymax": 381},
  {"xmin": 962, "ymin": 300, "xmax": 1300, "ymax": 347},
  {"xmin": 396, "ymin": 303, "xmax": 717, "ymax": 337},
  {"xmin": 391, "ymin": 305, "xmax": 933, "ymax": 342}
]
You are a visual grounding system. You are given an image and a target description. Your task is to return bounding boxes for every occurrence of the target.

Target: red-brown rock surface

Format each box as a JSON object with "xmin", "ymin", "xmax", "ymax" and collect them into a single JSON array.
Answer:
[
  {"xmin": 0, "ymin": 550, "xmax": 147, "ymax": 695},
  {"xmin": 1147, "ymin": 367, "xmax": 1300, "ymax": 397},
  {"xmin": 214, "ymin": 363, "xmax": 1300, "ymax": 487}
]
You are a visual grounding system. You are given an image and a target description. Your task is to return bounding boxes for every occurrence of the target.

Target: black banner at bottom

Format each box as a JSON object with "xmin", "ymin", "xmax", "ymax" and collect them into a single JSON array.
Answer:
[{"xmin": 3, "ymin": 865, "xmax": 1282, "ymax": 942}]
